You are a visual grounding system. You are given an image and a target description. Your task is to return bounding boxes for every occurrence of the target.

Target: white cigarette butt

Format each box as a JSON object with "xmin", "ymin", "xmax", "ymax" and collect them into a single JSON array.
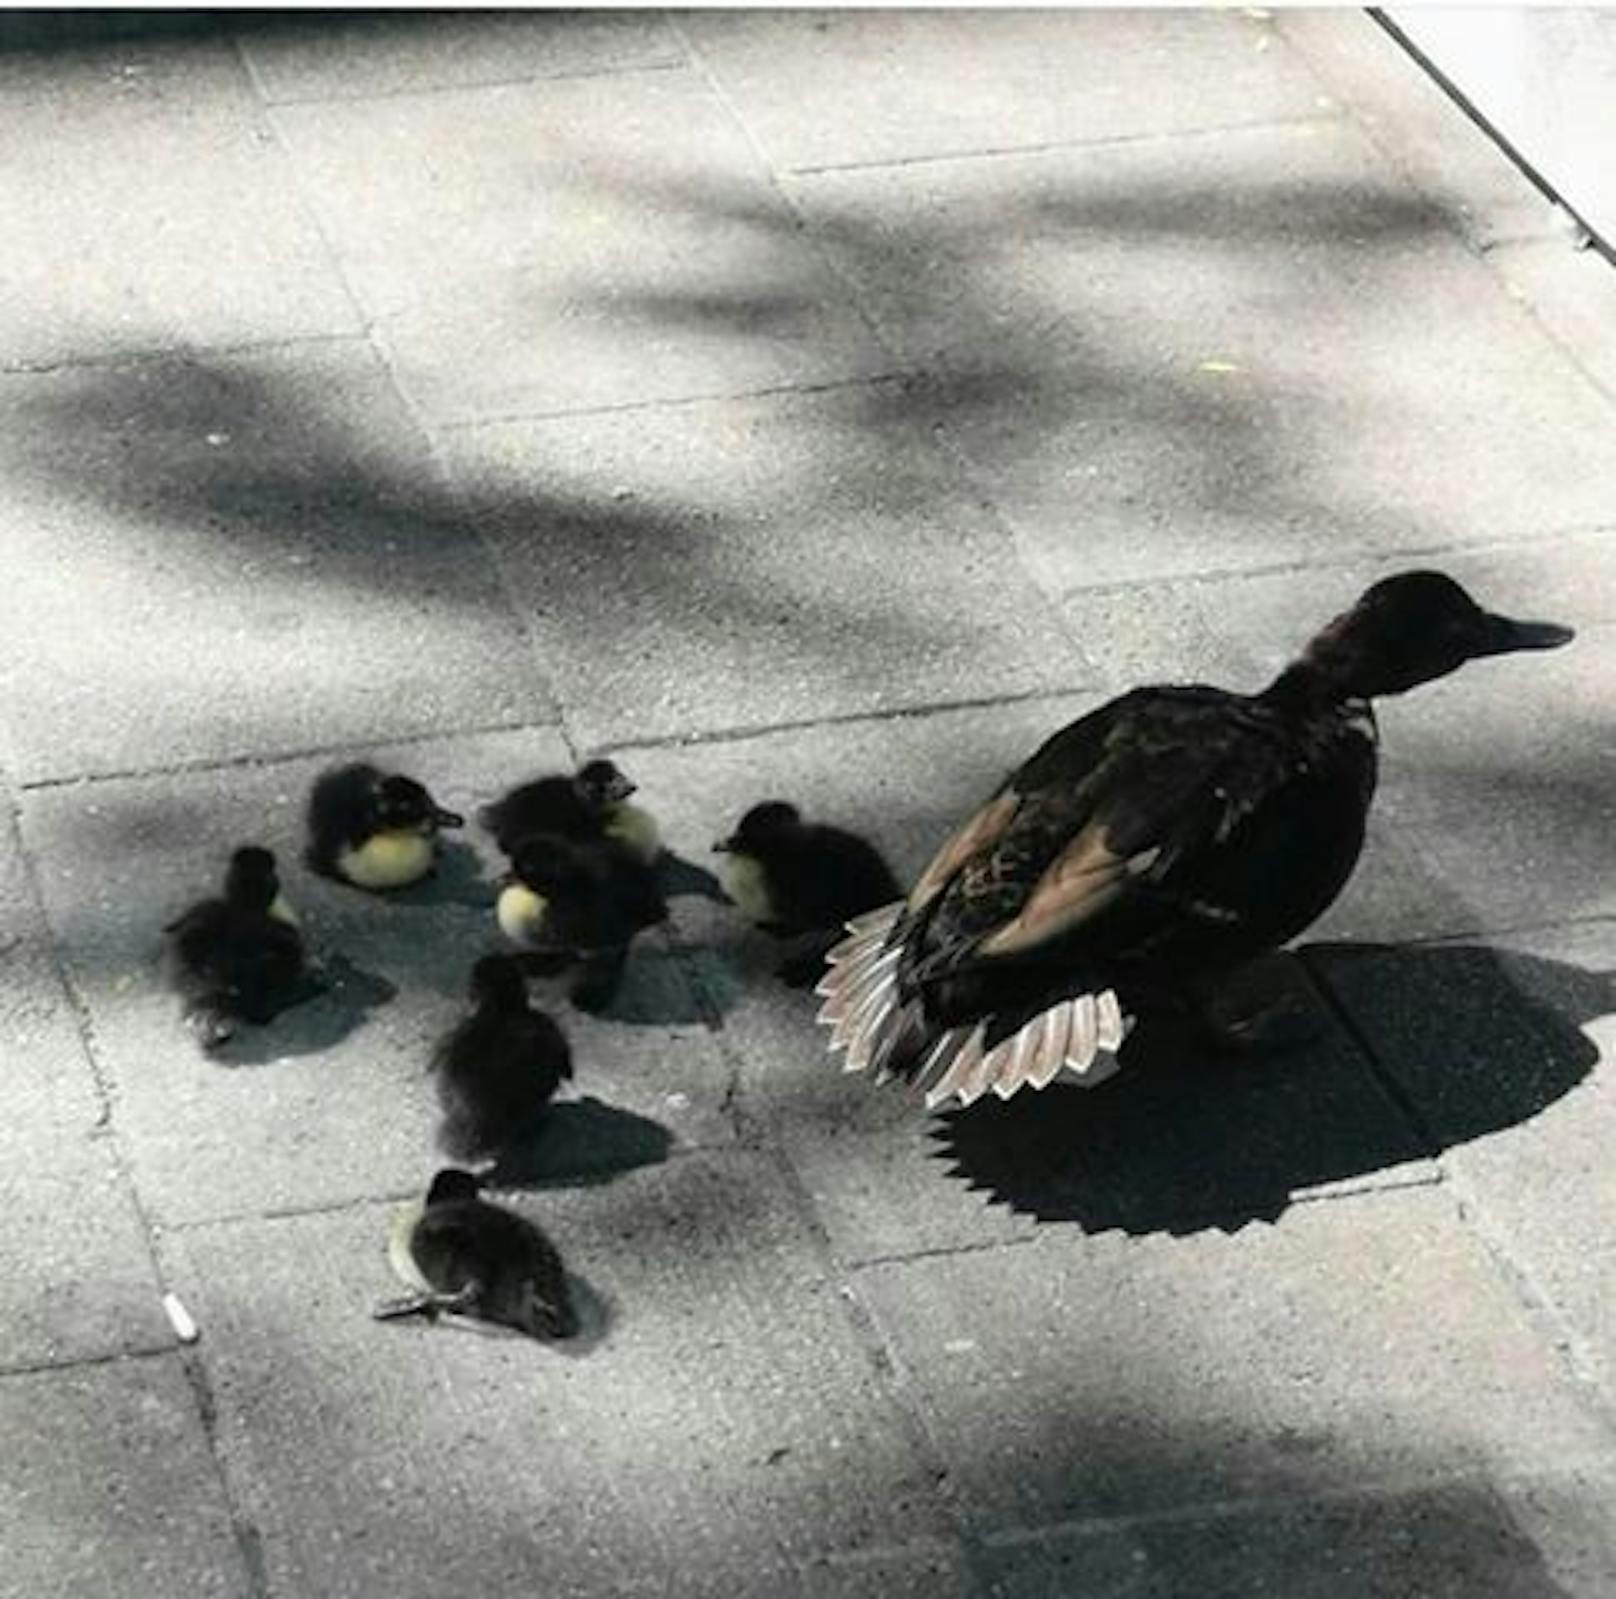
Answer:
[{"xmin": 163, "ymin": 1292, "xmax": 200, "ymax": 1344}]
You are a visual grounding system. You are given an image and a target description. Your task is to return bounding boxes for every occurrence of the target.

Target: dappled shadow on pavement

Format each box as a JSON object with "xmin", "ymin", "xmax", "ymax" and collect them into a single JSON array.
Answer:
[{"xmin": 930, "ymin": 943, "xmax": 1608, "ymax": 1235}]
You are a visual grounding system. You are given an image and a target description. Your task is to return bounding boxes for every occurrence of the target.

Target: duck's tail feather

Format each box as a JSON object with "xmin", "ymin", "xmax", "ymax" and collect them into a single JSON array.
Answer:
[{"xmin": 815, "ymin": 900, "xmax": 1133, "ymax": 1107}]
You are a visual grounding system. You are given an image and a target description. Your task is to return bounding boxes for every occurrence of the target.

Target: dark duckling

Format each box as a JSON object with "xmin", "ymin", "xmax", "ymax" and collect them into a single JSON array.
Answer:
[
  {"xmin": 305, "ymin": 762, "xmax": 464, "ymax": 891},
  {"xmin": 496, "ymin": 833, "xmax": 668, "ymax": 1014},
  {"xmin": 480, "ymin": 758, "xmax": 660, "ymax": 864},
  {"xmin": 163, "ymin": 846, "xmax": 309, "ymax": 1049},
  {"xmin": 714, "ymin": 801, "xmax": 902, "ymax": 987},
  {"xmin": 817, "ymin": 571, "xmax": 1574, "ymax": 1108},
  {"xmin": 375, "ymin": 1169, "xmax": 576, "ymax": 1339},
  {"xmin": 432, "ymin": 956, "xmax": 572, "ymax": 1163}
]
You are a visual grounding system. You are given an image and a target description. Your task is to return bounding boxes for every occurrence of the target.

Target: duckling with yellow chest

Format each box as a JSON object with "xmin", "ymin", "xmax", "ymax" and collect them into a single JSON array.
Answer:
[
  {"xmin": 480, "ymin": 758, "xmax": 660, "ymax": 865},
  {"xmin": 306, "ymin": 763, "xmax": 464, "ymax": 891}
]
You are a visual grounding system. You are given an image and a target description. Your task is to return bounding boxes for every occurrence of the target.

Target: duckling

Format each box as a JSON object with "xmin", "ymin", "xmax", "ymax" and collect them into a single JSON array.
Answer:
[
  {"xmin": 162, "ymin": 846, "xmax": 309, "ymax": 1049},
  {"xmin": 432, "ymin": 956, "xmax": 572, "ymax": 1163},
  {"xmin": 817, "ymin": 571, "xmax": 1574, "ymax": 1108},
  {"xmin": 480, "ymin": 758, "xmax": 660, "ymax": 864},
  {"xmin": 498, "ymin": 832, "xmax": 668, "ymax": 1013},
  {"xmin": 374, "ymin": 1169, "xmax": 576, "ymax": 1339},
  {"xmin": 714, "ymin": 801, "xmax": 901, "ymax": 987},
  {"xmin": 305, "ymin": 763, "xmax": 464, "ymax": 891}
]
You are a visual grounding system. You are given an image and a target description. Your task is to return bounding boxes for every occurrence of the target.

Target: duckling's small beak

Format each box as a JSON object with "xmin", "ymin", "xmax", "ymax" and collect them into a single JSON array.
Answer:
[
  {"xmin": 608, "ymin": 777, "xmax": 638, "ymax": 803},
  {"xmin": 1474, "ymin": 613, "xmax": 1576, "ymax": 657},
  {"xmin": 433, "ymin": 807, "xmax": 466, "ymax": 830},
  {"xmin": 712, "ymin": 839, "xmax": 733, "ymax": 854}
]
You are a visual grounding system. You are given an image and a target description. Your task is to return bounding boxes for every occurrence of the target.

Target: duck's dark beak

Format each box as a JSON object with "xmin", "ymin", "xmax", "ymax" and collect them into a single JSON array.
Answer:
[
  {"xmin": 1474, "ymin": 612, "xmax": 1576, "ymax": 658},
  {"xmin": 433, "ymin": 806, "xmax": 466, "ymax": 830},
  {"xmin": 608, "ymin": 776, "xmax": 638, "ymax": 803}
]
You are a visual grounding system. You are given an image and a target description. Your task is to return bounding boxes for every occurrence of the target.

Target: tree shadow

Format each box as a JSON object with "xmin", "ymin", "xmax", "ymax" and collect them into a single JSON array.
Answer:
[{"xmin": 929, "ymin": 942, "xmax": 1608, "ymax": 1235}]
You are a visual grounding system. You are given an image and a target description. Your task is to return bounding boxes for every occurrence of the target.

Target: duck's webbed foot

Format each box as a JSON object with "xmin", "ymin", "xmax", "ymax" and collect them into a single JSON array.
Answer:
[{"xmin": 1195, "ymin": 956, "xmax": 1330, "ymax": 1056}]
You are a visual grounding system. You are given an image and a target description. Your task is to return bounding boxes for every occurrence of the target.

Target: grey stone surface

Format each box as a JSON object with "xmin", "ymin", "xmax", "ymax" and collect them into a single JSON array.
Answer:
[
  {"xmin": 0, "ymin": 1355, "xmax": 250, "ymax": 1599},
  {"xmin": 1275, "ymin": 10, "xmax": 1568, "ymax": 252},
  {"xmin": 0, "ymin": 802, "xmax": 173, "ymax": 1372},
  {"xmin": 1490, "ymin": 238, "xmax": 1616, "ymax": 408},
  {"xmin": 170, "ymin": 1153, "xmax": 948, "ymax": 1597},
  {"xmin": 0, "ymin": 343, "xmax": 555, "ymax": 783},
  {"xmin": 682, "ymin": 10, "xmax": 1323, "ymax": 172},
  {"xmin": 0, "ymin": 38, "xmax": 357, "ymax": 365},
  {"xmin": 1314, "ymin": 920, "xmax": 1616, "ymax": 1400},
  {"xmin": 0, "ymin": 10, "xmax": 1613, "ymax": 1594},
  {"xmin": 852, "ymin": 1186, "xmax": 1616, "ymax": 1532},
  {"xmin": 978, "ymin": 1480, "xmax": 1589, "ymax": 1598},
  {"xmin": 0, "ymin": 1128, "xmax": 171, "ymax": 1374},
  {"xmin": 0, "ymin": 799, "xmax": 104, "ymax": 1136},
  {"xmin": 1499, "ymin": 1464, "xmax": 1616, "ymax": 1599},
  {"xmin": 446, "ymin": 392, "xmax": 1093, "ymax": 747},
  {"xmin": 786, "ymin": 120, "xmax": 1616, "ymax": 595},
  {"xmin": 238, "ymin": 10, "xmax": 684, "ymax": 104},
  {"xmin": 268, "ymin": 69, "xmax": 889, "ymax": 423},
  {"xmin": 21, "ymin": 729, "xmax": 732, "ymax": 1226}
]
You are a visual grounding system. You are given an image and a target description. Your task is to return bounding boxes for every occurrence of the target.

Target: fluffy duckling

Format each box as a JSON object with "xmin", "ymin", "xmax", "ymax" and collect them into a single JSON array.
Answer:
[
  {"xmin": 818, "ymin": 571, "xmax": 1573, "ymax": 1108},
  {"xmin": 375, "ymin": 1169, "xmax": 576, "ymax": 1339},
  {"xmin": 305, "ymin": 762, "xmax": 464, "ymax": 891},
  {"xmin": 480, "ymin": 758, "xmax": 661, "ymax": 864},
  {"xmin": 432, "ymin": 956, "xmax": 572, "ymax": 1163},
  {"xmin": 714, "ymin": 801, "xmax": 901, "ymax": 986},
  {"xmin": 163, "ymin": 846, "xmax": 308, "ymax": 1049},
  {"xmin": 496, "ymin": 833, "xmax": 668, "ymax": 1013}
]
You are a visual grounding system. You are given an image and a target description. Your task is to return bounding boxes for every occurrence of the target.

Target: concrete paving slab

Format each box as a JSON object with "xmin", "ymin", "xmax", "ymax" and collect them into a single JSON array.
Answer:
[
  {"xmin": 0, "ymin": 36, "xmax": 358, "ymax": 365},
  {"xmin": 786, "ymin": 120, "xmax": 1616, "ymax": 593},
  {"xmin": 1275, "ymin": 10, "xmax": 1568, "ymax": 253},
  {"xmin": 0, "ymin": 801, "xmax": 174, "ymax": 1371},
  {"xmin": 1490, "ymin": 239, "xmax": 1616, "ymax": 409},
  {"xmin": 237, "ymin": 10, "xmax": 683, "ymax": 104},
  {"xmin": 1313, "ymin": 920, "xmax": 1616, "ymax": 1399},
  {"xmin": 978, "ymin": 1480, "xmax": 1586, "ymax": 1599},
  {"xmin": 1, "ymin": 800, "xmax": 103, "ymax": 1135},
  {"xmin": 1185, "ymin": 538, "xmax": 1616, "ymax": 934},
  {"xmin": 169, "ymin": 1152, "xmax": 948, "ymax": 1596},
  {"xmin": 0, "ymin": 342, "xmax": 554, "ymax": 783},
  {"xmin": 0, "ymin": 1127, "xmax": 172, "ymax": 1375},
  {"xmin": 852, "ymin": 1186, "xmax": 1616, "ymax": 1532},
  {"xmin": 269, "ymin": 69, "xmax": 889, "ymax": 423},
  {"xmin": 1499, "ymin": 1463, "xmax": 1616, "ymax": 1599},
  {"xmin": 0, "ymin": 1354, "xmax": 250, "ymax": 1599},
  {"xmin": 681, "ymin": 10, "xmax": 1322, "ymax": 173},
  {"xmin": 21, "ymin": 729, "xmax": 732, "ymax": 1226},
  {"xmin": 446, "ymin": 390, "xmax": 1092, "ymax": 747}
]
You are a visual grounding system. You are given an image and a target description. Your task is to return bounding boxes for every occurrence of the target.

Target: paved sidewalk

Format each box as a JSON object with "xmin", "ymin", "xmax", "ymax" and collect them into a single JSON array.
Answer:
[{"xmin": 2, "ymin": 11, "xmax": 1614, "ymax": 1596}]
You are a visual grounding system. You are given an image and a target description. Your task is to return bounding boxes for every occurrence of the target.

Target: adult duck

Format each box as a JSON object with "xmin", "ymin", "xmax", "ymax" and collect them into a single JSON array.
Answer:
[{"xmin": 816, "ymin": 571, "xmax": 1572, "ymax": 1107}]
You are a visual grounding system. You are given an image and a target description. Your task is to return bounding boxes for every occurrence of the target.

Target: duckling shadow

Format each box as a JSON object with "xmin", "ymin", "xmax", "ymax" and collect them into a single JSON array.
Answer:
[
  {"xmin": 486, "ymin": 1095, "xmax": 674, "ymax": 1189},
  {"xmin": 209, "ymin": 953, "xmax": 398, "ymax": 1066},
  {"xmin": 931, "ymin": 943, "xmax": 1607, "ymax": 1236}
]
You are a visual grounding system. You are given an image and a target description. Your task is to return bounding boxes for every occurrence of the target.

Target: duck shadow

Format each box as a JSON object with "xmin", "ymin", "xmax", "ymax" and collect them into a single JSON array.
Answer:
[
  {"xmin": 930, "ymin": 942, "xmax": 1609, "ymax": 1236},
  {"xmin": 486, "ymin": 1095, "xmax": 675, "ymax": 1189},
  {"xmin": 208, "ymin": 953, "xmax": 398, "ymax": 1066}
]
